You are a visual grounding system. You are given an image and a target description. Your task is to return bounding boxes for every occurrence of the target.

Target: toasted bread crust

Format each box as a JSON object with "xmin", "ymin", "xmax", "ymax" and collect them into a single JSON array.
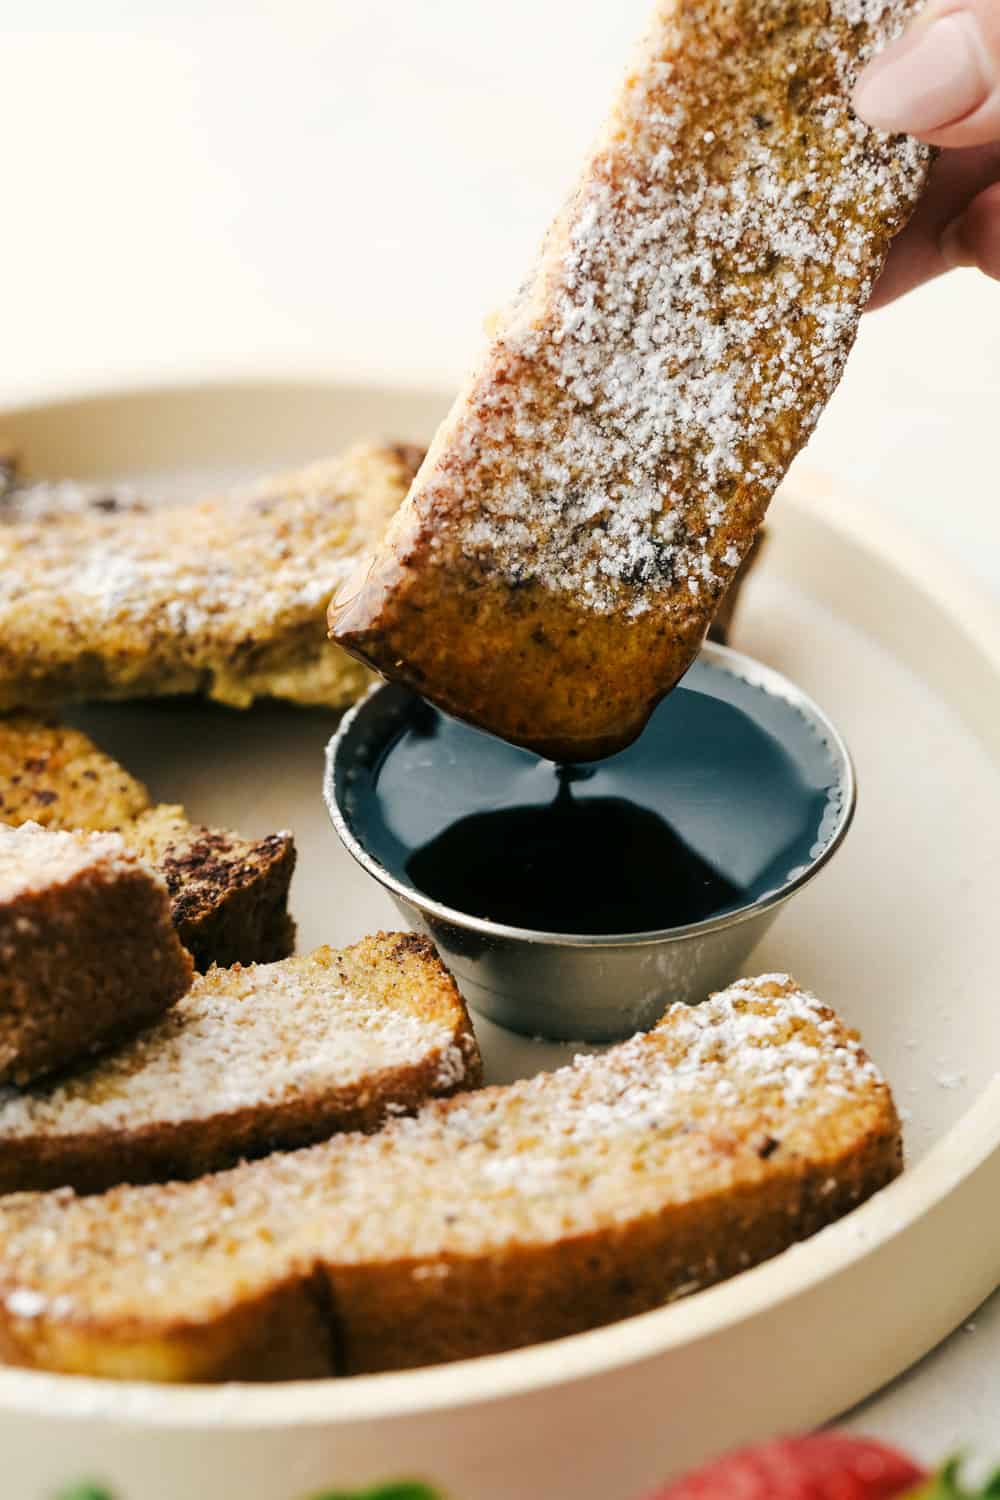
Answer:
[
  {"xmin": 0, "ymin": 978, "xmax": 899, "ymax": 1380},
  {"xmin": 125, "ymin": 808, "xmax": 297, "ymax": 971},
  {"xmin": 331, "ymin": 0, "xmax": 929, "ymax": 758},
  {"xmin": 0, "ymin": 443, "xmax": 420, "ymax": 714},
  {"xmin": 0, "ymin": 934, "xmax": 481, "ymax": 1196},
  {"xmin": 0, "ymin": 826, "xmax": 193, "ymax": 1087},
  {"xmin": 331, "ymin": 1119, "xmax": 897, "ymax": 1374}
]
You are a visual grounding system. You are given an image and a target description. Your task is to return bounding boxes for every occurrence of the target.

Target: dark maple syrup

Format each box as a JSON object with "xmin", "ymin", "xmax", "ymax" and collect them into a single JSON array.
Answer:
[{"xmin": 349, "ymin": 660, "xmax": 841, "ymax": 935}]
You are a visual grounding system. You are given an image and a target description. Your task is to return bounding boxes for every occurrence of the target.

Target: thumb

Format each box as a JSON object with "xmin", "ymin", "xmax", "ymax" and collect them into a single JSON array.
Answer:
[{"xmin": 854, "ymin": 0, "xmax": 1000, "ymax": 148}]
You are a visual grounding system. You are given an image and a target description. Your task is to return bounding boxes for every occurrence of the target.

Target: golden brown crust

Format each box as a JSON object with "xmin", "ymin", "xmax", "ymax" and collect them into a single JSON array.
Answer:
[
  {"xmin": 339, "ymin": 564, "xmax": 708, "ymax": 761},
  {"xmin": 331, "ymin": 0, "xmax": 930, "ymax": 759},
  {"xmin": 330, "ymin": 1121, "xmax": 898, "ymax": 1373},
  {"xmin": 0, "ymin": 443, "xmax": 421, "ymax": 714},
  {"xmin": 0, "ymin": 716, "xmax": 150, "ymax": 832},
  {"xmin": 0, "ymin": 934, "xmax": 481, "ymax": 1196},
  {"xmin": 0, "ymin": 977, "xmax": 899, "ymax": 1380},
  {"xmin": 0, "ymin": 828, "xmax": 193, "ymax": 1087},
  {"xmin": 0, "ymin": 1276, "xmax": 338, "ymax": 1383}
]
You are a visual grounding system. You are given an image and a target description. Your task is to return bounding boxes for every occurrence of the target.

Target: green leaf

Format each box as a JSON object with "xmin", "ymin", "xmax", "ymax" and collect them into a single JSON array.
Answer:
[
  {"xmin": 309, "ymin": 1485, "xmax": 442, "ymax": 1500},
  {"xmin": 54, "ymin": 1479, "xmax": 443, "ymax": 1500},
  {"xmin": 910, "ymin": 1460, "xmax": 1000, "ymax": 1499},
  {"xmin": 55, "ymin": 1484, "xmax": 443, "ymax": 1500}
]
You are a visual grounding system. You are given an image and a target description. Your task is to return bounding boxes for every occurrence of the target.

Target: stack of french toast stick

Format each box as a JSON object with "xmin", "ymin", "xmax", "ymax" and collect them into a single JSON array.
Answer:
[
  {"xmin": 0, "ymin": 0, "xmax": 926, "ymax": 1384},
  {"xmin": 0, "ymin": 452, "xmax": 903, "ymax": 1384},
  {"xmin": 0, "ymin": 946, "xmax": 899, "ymax": 1381}
]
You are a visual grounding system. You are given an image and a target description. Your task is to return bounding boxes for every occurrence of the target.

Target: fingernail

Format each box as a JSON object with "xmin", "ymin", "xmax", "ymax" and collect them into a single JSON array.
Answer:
[
  {"xmin": 853, "ymin": 11, "xmax": 992, "ymax": 134},
  {"xmin": 940, "ymin": 215, "xmax": 975, "ymax": 268}
]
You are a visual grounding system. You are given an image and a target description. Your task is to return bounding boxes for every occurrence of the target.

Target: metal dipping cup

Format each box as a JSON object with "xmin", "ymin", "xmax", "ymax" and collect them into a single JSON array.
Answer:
[{"xmin": 324, "ymin": 644, "xmax": 856, "ymax": 1043}]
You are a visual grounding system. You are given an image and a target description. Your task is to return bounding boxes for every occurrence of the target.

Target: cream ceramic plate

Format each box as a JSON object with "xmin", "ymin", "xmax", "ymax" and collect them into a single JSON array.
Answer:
[{"xmin": 1, "ymin": 381, "xmax": 998, "ymax": 1500}]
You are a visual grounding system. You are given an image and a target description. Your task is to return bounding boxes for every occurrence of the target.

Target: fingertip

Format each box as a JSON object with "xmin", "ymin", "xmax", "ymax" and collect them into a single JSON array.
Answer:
[
  {"xmin": 939, "ymin": 217, "xmax": 974, "ymax": 269},
  {"xmin": 853, "ymin": 2, "xmax": 1000, "ymax": 146},
  {"xmin": 939, "ymin": 182, "xmax": 1000, "ymax": 278},
  {"xmin": 852, "ymin": 20, "xmax": 926, "ymax": 129}
]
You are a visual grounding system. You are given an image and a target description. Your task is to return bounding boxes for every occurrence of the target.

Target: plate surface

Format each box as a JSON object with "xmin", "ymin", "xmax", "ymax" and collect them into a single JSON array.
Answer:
[{"xmin": 0, "ymin": 380, "xmax": 998, "ymax": 1500}]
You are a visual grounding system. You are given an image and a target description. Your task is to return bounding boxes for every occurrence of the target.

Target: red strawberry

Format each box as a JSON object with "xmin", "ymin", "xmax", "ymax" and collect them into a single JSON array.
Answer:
[{"xmin": 643, "ymin": 1432, "xmax": 927, "ymax": 1499}]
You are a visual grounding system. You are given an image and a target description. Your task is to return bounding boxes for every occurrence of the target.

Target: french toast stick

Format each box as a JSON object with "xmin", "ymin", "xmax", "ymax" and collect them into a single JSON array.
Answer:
[
  {"xmin": 0, "ymin": 824, "xmax": 192, "ymax": 1087},
  {"xmin": 0, "ymin": 443, "xmax": 421, "ymax": 714},
  {"xmin": 331, "ymin": 0, "xmax": 930, "ymax": 759},
  {"xmin": 0, "ymin": 935, "xmax": 480, "ymax": 1195}
]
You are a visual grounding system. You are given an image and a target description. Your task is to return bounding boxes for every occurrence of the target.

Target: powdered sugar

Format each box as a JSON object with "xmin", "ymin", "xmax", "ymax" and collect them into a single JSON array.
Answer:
[
  {"xmin": 4, "ymin": 1288, "xmax": 46, "ymax": 1320},
  {"xmin": 0, "ymin": 975, "xmax": 896, "ymax": 1337},
  {"xmin": 2, "ymin": 495, "xmax": 352, "ymax": 634},
  {"xmin": 442, "ymin": 976, "xmax": 883, "ymax": 1199},
  {"xmin": 0, "ymin": 822, "xmax": 137, "ymax": 904},
  {"xmin": 0, "ymin": 946, "xmax": 472, "ymax": 1139},
  {"xmin": 0, "ymin": 478, "xmax": 144, "ymax": 524},
  {"xmin": 0, "ymin": 445, "xmax": 418, "ymax": 711},
  {"xmin": 421, "ymin": 0, "xmax": 928, "ymax": 617}
]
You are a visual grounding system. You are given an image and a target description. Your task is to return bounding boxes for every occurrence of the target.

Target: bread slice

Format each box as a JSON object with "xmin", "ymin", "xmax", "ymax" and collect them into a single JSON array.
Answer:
[
  {"xmin": 0, "ymin": 715, "xmax": 150, "ymax": 832},
  {"xmin": 0, "ymin": 452, "xmax": 145, "ymax": 526},
  {"xmin": 124, "ymin": 806, "xmax": 296, "ymax": 972},
  {"xmin": 0, "ymin": 467, "xmax": 145, "ymax": 523},
  {"xmin": 0, "ymin": 823, "xmax": 193, "ymax": 1088},
  {"xmin": 330, "ymin": 1, "xmax": 929, "ymax": 759},
  {"xmin": 0, "ymin": 977, "xmax": 899, "ymax": 1381},
  {"xmin": 0, "ymin": 934, "xmax": 481, "ymax": 1196},
  {"xmin": 0, "ymin": 716, "xmax": 296, "ymax": 970},
  {"xmin": 0, "ymin": 442, "xmax": 421, "ymax": 714}
]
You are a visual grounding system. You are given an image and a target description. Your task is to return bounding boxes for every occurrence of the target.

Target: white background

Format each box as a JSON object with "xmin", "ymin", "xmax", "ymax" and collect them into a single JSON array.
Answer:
[{"xmin": 1, "ymin": 0, "xmax": 998, "ymax": 1466}]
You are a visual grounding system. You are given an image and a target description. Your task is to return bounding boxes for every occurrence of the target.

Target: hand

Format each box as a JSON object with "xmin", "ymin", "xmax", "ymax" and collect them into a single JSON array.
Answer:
[{"xmin": 853, "ymin": 0, "xmax": 1000, "ymax": 308}]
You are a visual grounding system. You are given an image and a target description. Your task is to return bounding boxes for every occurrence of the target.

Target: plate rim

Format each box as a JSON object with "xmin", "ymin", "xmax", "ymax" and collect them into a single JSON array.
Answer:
[{"xmin": 0, "ymin": 377, "xmax": 997, "ymax": 1428}]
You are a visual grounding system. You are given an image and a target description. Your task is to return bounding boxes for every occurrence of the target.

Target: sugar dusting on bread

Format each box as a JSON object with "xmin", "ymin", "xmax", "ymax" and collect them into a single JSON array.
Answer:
[
  {"xmin": 445, "ymin": 0, "xmax": 927, "ymax": 616},
  {"xmin": 0, "ymin": 976, "xmax": 894, "ymax": 1329},
  {"xmin": 0, "ymin": 823, "xmax": 143, "ymax": 904},
  {"xmin": 0, "ymin": 443, "xmax": 422, "ymax": 712},
  {"xmin": 0, "ymin": 951, "xmax": 471, "ymax": 1139},
  {"xmin": 450, "ymin": 975, "xmax": 884, "ymax": 1196}
]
